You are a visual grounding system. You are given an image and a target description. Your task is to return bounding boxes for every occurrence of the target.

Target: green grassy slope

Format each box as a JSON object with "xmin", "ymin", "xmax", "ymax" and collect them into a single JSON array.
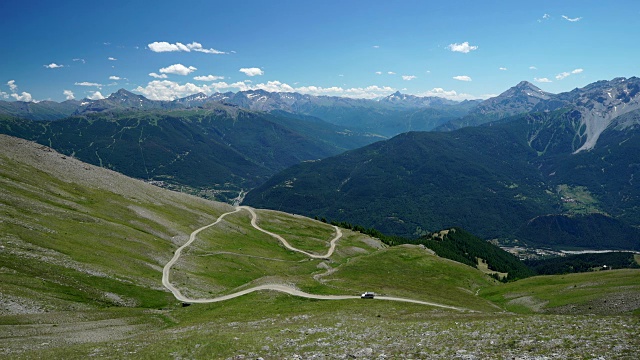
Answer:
[
  {"xmin": 2, "ymin": 134, "xmax": 639, "ymax": 359},
  {"xmin": 0, "ymin": 135, "xmax": 235, "ymax": 312},
  {"xmin": 480, "ymin": 269, "xmax": 640, "ymax": 315}
]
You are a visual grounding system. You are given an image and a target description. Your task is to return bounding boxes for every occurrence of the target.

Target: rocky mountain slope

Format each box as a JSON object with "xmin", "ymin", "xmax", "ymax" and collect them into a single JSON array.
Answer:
[{"xmin": 438, "ymin": 77, "xmax": 640, "ymax": 153}]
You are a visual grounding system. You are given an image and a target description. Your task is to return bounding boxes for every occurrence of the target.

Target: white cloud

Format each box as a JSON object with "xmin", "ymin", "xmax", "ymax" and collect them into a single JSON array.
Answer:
[
  {"xmin": 147, "ymin": 41, "xmax": 226, "ymax": 54},
  {"xmin": 239, "ymin": 67, "xmax": 264, "ymax": 76},
  {"xmin": 416, "ymin": 87, "xmax": 483, "ymax": 101},
  {"xmin": 109, "ymin": 76, "xmax": 121, "ymax": 80},
  {"xmin": 73, "ymin": 58, "xmax": 85, "ymax": 64},
  {"xmin": 11, "ymin": 92, "xmax": 33, "ymax": 102},
  {"xmin": 453, "ymin": 75, "xmax": 472, "ymax": 82},
  {"xmin": 108, "ymin": 57, "xmax": 117, "ymax": 61},
  {"xmin": 402, "ymin": 75, "xmax": 417, "ymax": 81},
  {"xmin": 447, "ymin": 42, "xmax": 478, "ymax": 53},
  {"xmin": 63, "ymin": 90, "xmax": 75, "ymax": 100},
  {"xmin": 529, "ymin": 66, "xmax": 537, "ymax": 70},
  {"xmin": 7, "ymin": 80, "xmax": 17, "ymax": 92},
  {"xmin": 556, "ymin": 68, "xmax": 584, "ymax": 80},
  {"xmin": 1, "ymin": 91, "xmax": 8, "ymax": 99},
  {"xmin": 499, "ymin": 67, "xmax": 508, "ymax": 71},
  {"xmin": 388, "ymin": 71, "xmax": 396, "ymax": 75},
  {"xmin": 185, "ymin": 42, "xmax": 226, "ymax": 54},
  {"xmin": 193, "ymin": 75, "xmax": 225, "ymax": 81},
  {"xmin": 44, "ymin": 63, "xmax": 64, "ymax": 69},
  {"xmin": 538, "ymin": 13, "xmax": 551, "ymax": 22},
  {"xmin": 135, "ymin": 79, "xmax": 397, "ymax": 100},
  {"xmin": 6, "ymin": 80, "xmax": 34, "ymax": 102},
  {"xmin": 562, "ymin": 15, "xmax": 582, "ymax": 22},
  {"xmin": 88, "ymin": 91, "xmax": 105, "ymax": 100},
  {"xmin": 375, "ymin": 71, "xmax": 382, "ymax": 75},
  {"xmin": 74, "ymin": 82, "xmax": 103, "ymax": 87},
  {"xmin": 373, "ymin": 45, "xmax": 380, "ymax": 48},
  {"xmin": 149, "ymin": 72, "xmax": 168, "ymax": 79},
  {"xmin": 134, "ymin": 80, "xmax": 217, "ymax": 100},
  {"xmin": 534, "ymin": 77, "xmax": 553, "ymax": 83},
  {"xmin": 159, "ymin": 64, "xmax": 197, "ymax": 76}
]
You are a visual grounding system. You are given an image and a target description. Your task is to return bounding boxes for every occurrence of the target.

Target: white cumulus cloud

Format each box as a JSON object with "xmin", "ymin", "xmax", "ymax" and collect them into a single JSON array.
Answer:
[
  {"xmin": 453, "ymin": 75, "xmax": 472, "ymax": 82},
  {"xmin": 556, "ymin": 68, "xmax": 584, "ymax": 80},
  {"xmin": 11, "ymin": 92, "xmax": 33, "ymax": 102},
  {"xmin": 239, "ymin": 67, "xmax": 264, "ymax": 76},
  {"xmin": 147, "ymin": 41, "xmax": 226, "ymax": 54},
  {"xmin": 109, "ymin": 76, "xmax": 121, "ymax": 80},
  {"xmin": 7, "ymin": 80, "xmax": 17, "ymax": 92},
  {"xmin": 534, "ymin": 77, "xmax": 553, "ymax": 83},
  {"xmin": 402, "ymin": 75, "xmax": 417, "ymax": 81},
  {"xmin": 375, "ymin": 71, "xmax": 382, "ymax": 75},
  {"xmin": 159, "ymin": 64, "xmax": 197, "ymax": 76},
  {"xmin": 499, "ymin": 67, "xmax": 508, "ymax": 71},
  {"xmin": 149, "ymin": 72, "xmax": 168, "ymax": 79},
  {"xmin": 135, "ymin": 80, "xmax": 217, "ymax": 100},
  {"xmin": 75, "ymin": 82, "xmax": 103, "ymax": 87},
  {"xmin": 193, "ymin": 75, "xmax": 225, "ymax": 81},
  {"xmin": 63, "ymin": 90, "xmax": 75, "ymax": 100},
  {"xmin": 388, "ymin": 71, "xmax": 396, "ymax": 75},
  {"xmin": 44, "ymin": 63, "xmax": 64, "ymax": 69},
  {"xmin": 562, "ymin": 15, "xmax": 582, "ymax": 22},
  {"xmin": 529, "ymin": 66, "xmax": 538, "ymax": 70},
  {"xmin": 135, "ymin": 79, "xmax": 398, "ymax": 101},
  {"xmin": 88, "ymin": 91, "xmax": 105, "ymax": 100},
  {"xmin": 6, "ymin": 80, "xmax": 34, "ymax": 102},
  {"xmin": 416, "ymin": 87, "xmax": 483, "ymax": 101},
  {"xmin": 108, "ymin": 57, "xmax": 117, "ymax": 61},
  {"xmin": 447, "ymin": 42, "xmax": 478, "ymax": 53},
  {"xmin": 73, "ymin": 58, "xmax": 85, "ymax": 64},
  {"xmin": 1, "ymin": 91, "xmax": 8, "ymax": 99}
]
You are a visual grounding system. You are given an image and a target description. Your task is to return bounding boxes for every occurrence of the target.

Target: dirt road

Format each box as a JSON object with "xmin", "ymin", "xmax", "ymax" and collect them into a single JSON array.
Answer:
[{"xmin": 162, "ymin": 206, "xmax": 470, "ymax": 311}]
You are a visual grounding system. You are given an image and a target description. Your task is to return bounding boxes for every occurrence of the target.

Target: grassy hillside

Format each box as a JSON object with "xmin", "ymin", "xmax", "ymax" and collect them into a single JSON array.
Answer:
[
  {"xmin": 2, "ymin": 135, "xmax": 639, "ymax": 359},
  {"xmin": 0, "ymin": 135, "xmax": 234, "ymax": 312},
  {"xmin": 480, "ymin": 269, "xmax": 640, "ymax": 315}
]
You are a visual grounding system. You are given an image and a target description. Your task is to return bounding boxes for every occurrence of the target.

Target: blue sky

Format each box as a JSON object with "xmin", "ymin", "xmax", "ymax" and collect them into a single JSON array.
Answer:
[{"xmin": 2, "ymin": 0, "xmax": 639, "ymax": 102}]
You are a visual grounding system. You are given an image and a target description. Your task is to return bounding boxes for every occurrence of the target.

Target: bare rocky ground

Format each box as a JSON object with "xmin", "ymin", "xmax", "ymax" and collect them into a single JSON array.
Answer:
[
  {"xmin": 212, "ymin": 313, "xmax": 639, "ymax": 360},
  {"xmin": 5, "ymin": 310, "xmax": 637, "ymax": 359}
]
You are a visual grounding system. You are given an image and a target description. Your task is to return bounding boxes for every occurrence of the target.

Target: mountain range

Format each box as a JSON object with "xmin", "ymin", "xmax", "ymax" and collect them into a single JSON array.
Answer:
[
  {"xmin": 245, "ymin": 77, "xmax": 640, "ymax": 250},
  {"xmin": 0, "ymin": 88, "xmax": 478, "ymax": 136},
  {"xmin": 2, "ymin": 77, "xmax": 640, "ymax": 251},
  {"xmin": 0, "ymin": 104, "xmax": 380, "ymax": 202}
]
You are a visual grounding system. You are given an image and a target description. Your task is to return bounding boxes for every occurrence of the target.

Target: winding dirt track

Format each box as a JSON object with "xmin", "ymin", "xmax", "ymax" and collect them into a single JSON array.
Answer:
[{"xmin": 162, "ymin": 206, "xmax": 469, "ymax": 311}]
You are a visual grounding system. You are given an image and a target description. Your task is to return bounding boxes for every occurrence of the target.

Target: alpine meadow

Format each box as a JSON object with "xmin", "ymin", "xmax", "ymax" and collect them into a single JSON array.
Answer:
[{"xmin": 1, "ymin": 1, "xmax": 639, "ymax": 359}]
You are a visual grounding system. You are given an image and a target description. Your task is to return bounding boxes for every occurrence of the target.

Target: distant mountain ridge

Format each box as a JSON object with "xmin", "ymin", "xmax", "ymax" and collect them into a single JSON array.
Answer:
[
  {"xmin": 0, "ymin": 88, "xmax": 479, "ymax": 136},
  {"xmin": 245, "ymin": 77, "xmax": 640, "ymax": 250},
  {"xmin": 438, "ymin": 77, "xmax": 640, "ymax": 152},
  {"xmin": 0, "ymin": 104, "xmax": 378, "ymax": 202}
]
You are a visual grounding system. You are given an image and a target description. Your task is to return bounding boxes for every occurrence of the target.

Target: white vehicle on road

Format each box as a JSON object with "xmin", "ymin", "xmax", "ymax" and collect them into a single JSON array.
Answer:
[{"xmin": 361, "ymin": 292, "xmax": 375, "ymax": 299}]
